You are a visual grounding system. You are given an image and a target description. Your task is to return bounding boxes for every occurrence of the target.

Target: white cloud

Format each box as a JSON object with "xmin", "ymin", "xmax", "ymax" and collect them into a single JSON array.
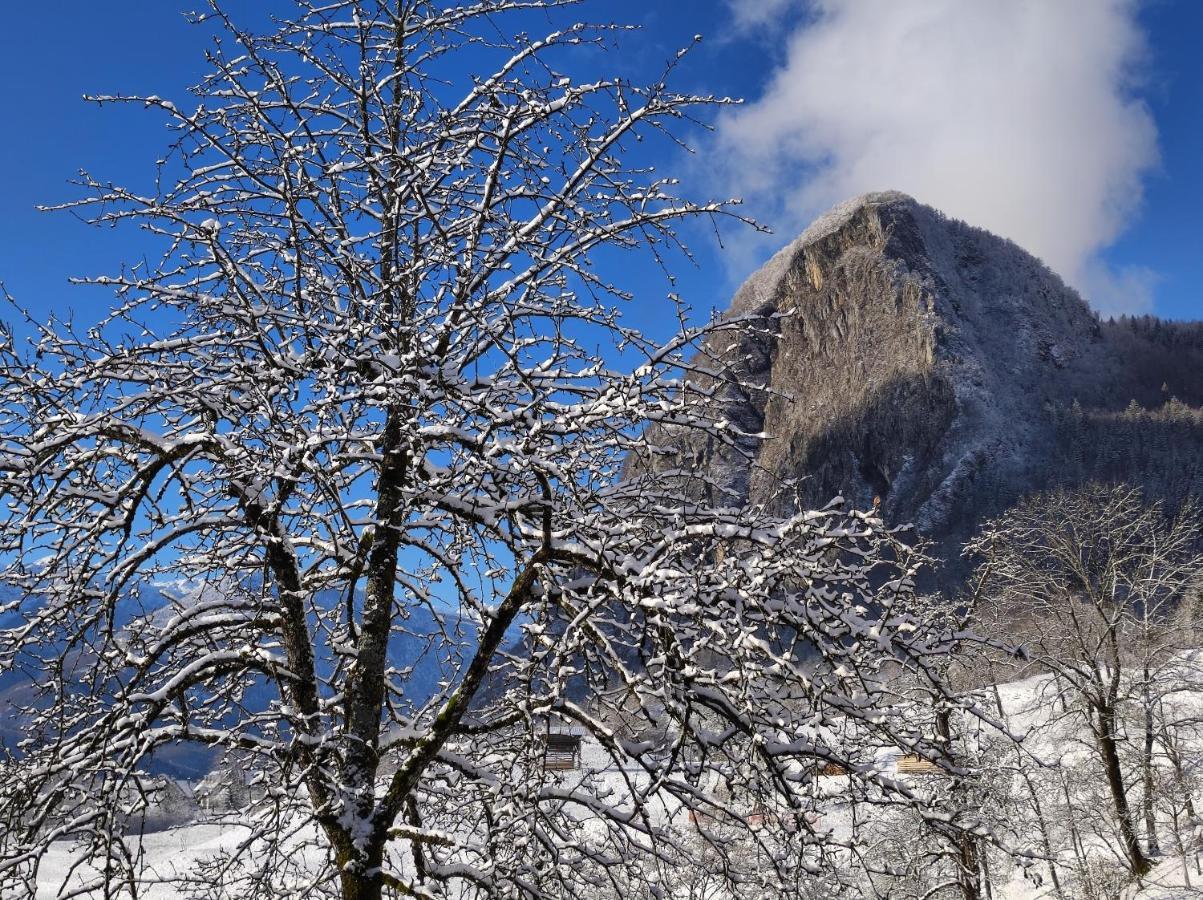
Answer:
[
  {"xmin": 716, "ymin": 0, "xmax": 1158, "ymax": 314},
  {"xmin": 726, "ymin": 0, "xmax": 797, "ymax": 31},
  {"xmin": 1081, "ymin": 261, "xmax": 1160, "ymax": 318}
]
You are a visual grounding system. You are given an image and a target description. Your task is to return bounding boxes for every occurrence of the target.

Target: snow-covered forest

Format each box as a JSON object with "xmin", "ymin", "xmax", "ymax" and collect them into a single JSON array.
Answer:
[{"xmin": 1, "ymin": 2, "xmax": 1202, "ymax": 899}]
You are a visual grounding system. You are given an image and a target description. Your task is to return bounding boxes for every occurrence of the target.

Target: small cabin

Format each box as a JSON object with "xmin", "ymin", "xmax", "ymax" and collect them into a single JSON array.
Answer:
[
  {"xmin": 544, "ymin": 732, "xmax": 582, "ymax": 771},
  {"xmin": 895, "ymin": 754, "xmax": 942, "ymax": 776}
]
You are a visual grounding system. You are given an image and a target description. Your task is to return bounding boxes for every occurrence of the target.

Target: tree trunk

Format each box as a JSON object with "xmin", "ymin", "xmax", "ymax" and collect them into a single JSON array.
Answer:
[
  {"xmin": 1142, "ymin": 676, "xmax": 1161, "ymax": 857},
  {"xmin": 980, "ymin": 844, "xmax": 994, "ymax": 900},
  {"xmin": 935, "ymin": 706, "xmax": 982, "ymax": 900},
  {"xmin": 1097, "ymin": 704, "xmax": 1152, "ymax": 875},
  {"xmin": 338, "ymin": 841, "xmax": 386, "ymax": 900},
  {"xmin": 340, "ymin": 874, "xmax": 383, "ymax": 900},
  {"xmin": 957, "ymin": 835, "xmax": 982, "ymax": 900}
]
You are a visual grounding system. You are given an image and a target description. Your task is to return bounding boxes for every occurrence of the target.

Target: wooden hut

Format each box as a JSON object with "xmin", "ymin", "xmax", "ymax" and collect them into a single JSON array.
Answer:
[
  {"xmin": 895, "ymin": 754, "xmax": 942, "ymax": 776},
  {"xmin": 544, "ymin": 732, "xmax": 582, "ymax": 771}
]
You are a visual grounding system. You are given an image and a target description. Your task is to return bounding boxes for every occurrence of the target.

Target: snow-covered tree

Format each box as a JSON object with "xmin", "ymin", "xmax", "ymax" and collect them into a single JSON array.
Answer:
[
  {"xmin": 0, "ymin": 3, "xmax": 981, "ymax": 897},
  {"xmin": 967, "ymin": 483, "xmax": 1203, "ymax": 880}
]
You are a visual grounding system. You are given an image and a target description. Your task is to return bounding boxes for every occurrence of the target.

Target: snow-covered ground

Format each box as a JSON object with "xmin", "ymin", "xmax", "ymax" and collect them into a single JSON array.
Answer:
[
  {"xmin": 35, "ymin": 825, "xmax": 252, "ymax": 899},
  {"xmin": 29, "ymin": 666, "xmax": 1203, "ymax": 899}
]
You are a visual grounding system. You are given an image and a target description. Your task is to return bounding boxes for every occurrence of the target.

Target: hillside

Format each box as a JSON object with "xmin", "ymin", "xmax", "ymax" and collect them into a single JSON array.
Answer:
[{"xmin": 676, "ymin": 191, "xmax": 1203, "ymax": 583}]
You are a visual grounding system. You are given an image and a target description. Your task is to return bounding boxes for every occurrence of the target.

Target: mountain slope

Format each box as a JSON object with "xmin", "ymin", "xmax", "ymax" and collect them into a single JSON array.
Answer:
[{"xmin": 686, "ymin": 192, "xmax": 1203, "ymax": 582}]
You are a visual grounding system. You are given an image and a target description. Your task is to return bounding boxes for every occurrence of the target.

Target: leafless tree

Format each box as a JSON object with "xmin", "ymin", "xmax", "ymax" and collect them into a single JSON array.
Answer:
[
  {"xmin": 0, "ymin": 2, "xmax": 984, "ymax": 898},
  {"xmin": 967, "ymin": 483, "xmax": 1203, "ymax": 879}
]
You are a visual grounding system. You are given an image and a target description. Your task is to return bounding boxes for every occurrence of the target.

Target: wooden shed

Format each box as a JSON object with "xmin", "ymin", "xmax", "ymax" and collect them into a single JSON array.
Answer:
[
  {"xmin": 544, "ymin": 732, "xmax": 582, "ymax": 771},
  {"xmin": 895, "ymin": 754, "xmax": 942, "ymax": 776}
]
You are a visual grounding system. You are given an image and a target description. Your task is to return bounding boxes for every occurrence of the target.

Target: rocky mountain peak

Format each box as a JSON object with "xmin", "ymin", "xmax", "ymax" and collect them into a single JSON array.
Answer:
[{"xmin": 687, "ymin": 193, "xmax": 1203, "ymax": 585}]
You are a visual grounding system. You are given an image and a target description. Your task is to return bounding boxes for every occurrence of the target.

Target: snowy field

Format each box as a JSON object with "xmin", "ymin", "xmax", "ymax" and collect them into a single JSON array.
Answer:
[
  {"xmin": 27, "ymin": 666, "xmax": 1203, "ymax": 899},
  {"xmin": 32, "ymin": 823, "xmax": 1203, "ymax": 900},
  {"xmin": 35, "ymin": 826, "xmax": 251, "ymax": 899}
]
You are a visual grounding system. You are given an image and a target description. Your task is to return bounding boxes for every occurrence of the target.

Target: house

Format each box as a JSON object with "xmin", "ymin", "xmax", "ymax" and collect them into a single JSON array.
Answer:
[{"xmin": 543, "ymin": 732, "xmax": 582, "ymax": 771}]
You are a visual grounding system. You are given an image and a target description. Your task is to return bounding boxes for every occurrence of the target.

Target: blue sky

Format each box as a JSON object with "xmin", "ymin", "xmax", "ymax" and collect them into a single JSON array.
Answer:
[
  {"xmin": 0, "ymin": 1, "xmax": 1199, "ymax": 336},
  {"xmin": 1113, "ymin": 0, "xmax": 1203, "ymax": 319}
]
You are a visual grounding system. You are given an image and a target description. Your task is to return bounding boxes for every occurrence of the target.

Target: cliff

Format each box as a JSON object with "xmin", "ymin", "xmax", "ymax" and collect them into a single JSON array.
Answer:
[{"xmin": 675, "ymin": 192, "xmax": 1203, "ymax": 584}]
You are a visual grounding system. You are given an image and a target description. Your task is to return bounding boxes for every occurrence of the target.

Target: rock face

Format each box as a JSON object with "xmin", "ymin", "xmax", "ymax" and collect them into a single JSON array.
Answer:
[{"xmin": 686, "ymin": 192, "xmax": 1203, "ymax": 585}]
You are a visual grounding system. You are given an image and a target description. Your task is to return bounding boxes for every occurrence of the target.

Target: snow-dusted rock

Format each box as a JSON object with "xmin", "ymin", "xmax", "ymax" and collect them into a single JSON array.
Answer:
[{"xmin": 683, "ymin": 192, "xmax": 1203, "ymax": 584}]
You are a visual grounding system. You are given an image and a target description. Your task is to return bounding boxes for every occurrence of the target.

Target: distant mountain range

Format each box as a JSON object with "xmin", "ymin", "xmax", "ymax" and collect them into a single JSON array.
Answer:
[{"xmin": 0, "ymin": 583, "xmax": 458, "ymax": 778}]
